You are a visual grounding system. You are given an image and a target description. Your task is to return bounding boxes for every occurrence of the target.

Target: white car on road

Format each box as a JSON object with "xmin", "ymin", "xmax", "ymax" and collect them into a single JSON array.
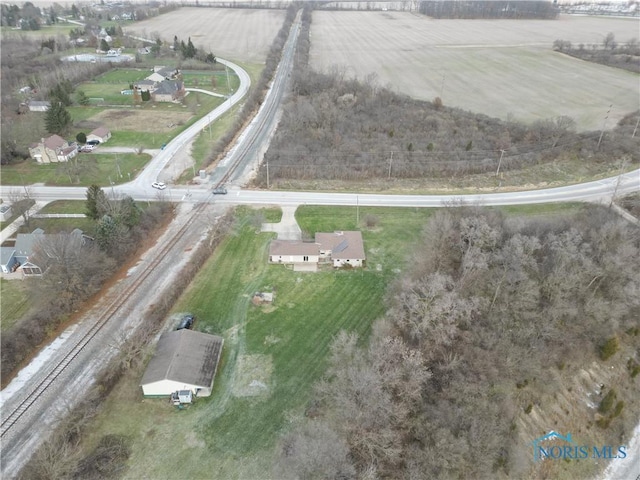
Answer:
[{"xmin": 152, "ymin": 182, "xmax": 166, "ymax": 190}]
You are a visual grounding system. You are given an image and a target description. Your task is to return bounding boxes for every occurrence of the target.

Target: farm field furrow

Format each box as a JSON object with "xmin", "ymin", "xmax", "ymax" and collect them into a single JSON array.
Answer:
[
  {"xmin": 126, "ymin": 7, "xmax": 287, "ymax": 63},
  {"xmin": 310, "ymin": 11, "xmax": 640, "ymax": 131}
]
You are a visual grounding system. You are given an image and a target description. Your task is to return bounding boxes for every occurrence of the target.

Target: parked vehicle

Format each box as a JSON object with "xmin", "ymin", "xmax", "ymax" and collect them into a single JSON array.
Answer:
[
  {"xmin": 86, "ymin": 139, "xmax": 100, "ymax": 146},
  {"xmin": 80, "ymin": 145, "xmax": 95, "ymax": 152},
  {"xmin": 177, "ymin": 314, "xmax": 194, "ymax": 330},
  {"xmin": 213, "ymin": 186, "xmax": 227, "ymax": 195},
  {"xmin": 152, "ymin": 182, "xmax": 166, "ymax": 190}
]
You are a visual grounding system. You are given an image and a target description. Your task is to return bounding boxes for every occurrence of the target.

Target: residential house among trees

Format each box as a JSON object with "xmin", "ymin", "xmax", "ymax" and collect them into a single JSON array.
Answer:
[
  {"xmin": 269, "ymin": 231, "xmax": 366, "ymax": 269},
  {"xmin": 28, "ymin": 135, "xmax": 77, "ymax": 163},
  {"xmin": 152, "ymin": 80, "xmax": 185, "ymax": 103}
]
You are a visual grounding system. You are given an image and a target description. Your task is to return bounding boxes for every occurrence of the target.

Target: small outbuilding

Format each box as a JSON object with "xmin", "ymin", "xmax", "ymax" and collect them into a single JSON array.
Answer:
[
  {"xmin": 87, "ymin": 127, "xmax": 111, "ymax": 144},
  {"xmin": 140, "ymin": 329, "xmax": 224, "ymax": 398}
]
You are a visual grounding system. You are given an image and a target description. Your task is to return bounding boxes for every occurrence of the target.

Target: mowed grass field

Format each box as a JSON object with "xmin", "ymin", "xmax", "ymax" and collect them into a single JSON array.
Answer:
[
  {"xmin": 309, "ymin": 12, "xmax": 640, "ymax": 131},
  {"xmin": 126, "ymin": 7, "xmax": 287, "ymax": 63},
  {"xmin": 83, "ymin": 205, "xmax": 432, "ymax": 479}
]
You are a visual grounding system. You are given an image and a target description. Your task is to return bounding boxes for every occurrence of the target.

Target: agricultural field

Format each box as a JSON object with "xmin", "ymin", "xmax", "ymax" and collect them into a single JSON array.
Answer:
[
  {"xmin": 309, "ymin": 12, "xmax": 640, "ymax": 131},
  {"xmin": 126, "ymin": 7, "xmax": 287, "ymax": 63}
]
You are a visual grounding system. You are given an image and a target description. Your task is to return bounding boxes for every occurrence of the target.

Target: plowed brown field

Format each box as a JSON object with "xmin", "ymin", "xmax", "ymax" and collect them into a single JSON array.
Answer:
[
  {"xmin": 126, "ymin": 7, "xmax": 286, "ymax": 63},
  {"xmin": 310, "ymin": 11, "xmax": 639, "ymax": 131}
]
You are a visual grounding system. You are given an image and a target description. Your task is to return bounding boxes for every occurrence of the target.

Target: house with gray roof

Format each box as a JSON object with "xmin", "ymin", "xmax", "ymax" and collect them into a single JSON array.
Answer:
[
  {"xmin": 140, "ymin": 329, "xmax": 224, "ymax": 397},
  {"xmin": 152, "ymin": 80, "xmax": 185, "ymax": 103}
]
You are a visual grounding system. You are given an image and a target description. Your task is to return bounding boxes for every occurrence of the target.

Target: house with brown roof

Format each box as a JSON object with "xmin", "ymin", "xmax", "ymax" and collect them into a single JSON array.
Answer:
[
  {"xmin": 268, "ymin": 231, "xmax": 365, "ymax": 269},
  {"xmin": 87, "ymin": 126, "xmax": 111, "ymax": 144},
  {"xmin": 28, "ymin": 135, "xmax": 78, "ymax": 163},
  {"xmin": 140, "ymin": 329, "xmax": 224, "ymax": 397}
]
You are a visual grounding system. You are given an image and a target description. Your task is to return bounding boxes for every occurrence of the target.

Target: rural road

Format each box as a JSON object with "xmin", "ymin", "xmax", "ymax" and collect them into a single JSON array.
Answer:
[{"xmin": 1, "ymin": 13, "xmax": 639, "ymax": 480}]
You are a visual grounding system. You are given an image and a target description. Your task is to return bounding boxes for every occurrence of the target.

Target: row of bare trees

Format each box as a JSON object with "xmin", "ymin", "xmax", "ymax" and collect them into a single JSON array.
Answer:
[
  {"xmin": 255, "ymin": 7, "xmax": 639, "ymax": 186},
  {"xmin": 553, "ymin": 33, "xmax": 640, "ymax": 73},
  {"xmin": 276, "ymin": 204, "xmax": 640, "ymax": 479}
]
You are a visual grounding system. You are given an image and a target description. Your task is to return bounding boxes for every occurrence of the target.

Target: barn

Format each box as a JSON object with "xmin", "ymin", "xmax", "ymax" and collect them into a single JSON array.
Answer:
[{"xmin": 140, "ymin": 329, "xmax": 224, "ymax": 398}]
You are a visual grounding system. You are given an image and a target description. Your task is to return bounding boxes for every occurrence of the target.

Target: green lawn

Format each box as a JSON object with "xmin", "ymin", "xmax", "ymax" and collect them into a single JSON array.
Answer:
[
  {"xmin": 0, "ymin": 153, "xmax": 151, "ymax": 187},
  {"xmin": 0, "ymin": 279, "xmax": 30, "ymax": 332},
  {"xmin": 85, "ymin": 205, "xmax": 431, "ymax": 478},
  {"xmin": 38, "ymin": 200, "xmax": 88, "ymax": 214},
  {"xmin": 94, "ymin": 69, "xmax": 150, "ymax": 84}
]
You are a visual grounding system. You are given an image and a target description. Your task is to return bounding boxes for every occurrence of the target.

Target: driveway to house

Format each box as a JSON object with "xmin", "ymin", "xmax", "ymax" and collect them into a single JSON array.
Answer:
[{"xmin": 260, "ymin": 205, "xmax": 302, "ymax": 240}]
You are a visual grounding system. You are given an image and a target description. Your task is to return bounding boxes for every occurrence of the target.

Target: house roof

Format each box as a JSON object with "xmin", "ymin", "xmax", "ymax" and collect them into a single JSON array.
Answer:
[
  {"xmin": 153, "ymin": 80, "xmax": 182, "ymax": 96},
  {"xmin": 14, "ymin": 229, "xmax": 45, "ymax": 256},
  {"xmin": 43, "ymin": 135, "xmax": 67, "ymax": 150},
  {"xmin": 156, "ymin": 66, "xmax": 177, "ymax": 78},
  {"xmin": 90, "ymin": 126, "xmax": 110, "ymax": 138},
  {"xmin": 1, "ymin": 247, "xmax": 16, "ymax": 267},
  {"xmin": 146, "ymin": 72, "xmax": 165, "ymax": 83},
  {"xmin": 269, "ymin": 240, "xmax": 319, "ymax": 257},
  {"xmin": 140, "ymin": 330, "xmax": 224, "ymax": 389},
  {"xmin": 315, "ymin": 231, "xmax": 365, "ymax": 260}
]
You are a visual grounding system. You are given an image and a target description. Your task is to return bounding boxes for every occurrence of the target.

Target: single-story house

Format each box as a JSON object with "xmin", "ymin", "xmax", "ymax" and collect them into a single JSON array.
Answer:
[
  {"xmin": 28, "ymin": 100, "xmax": 51, "ymax": 112},
  {"xmin": 152, "ymin": 80, "xmax": 185, "ymax": 103},
  {"xmin": 269, "ymin": 240, "xmax": 319, "ymax": 264},
  {"xmin": 268, "ymin": 231, "xmax": 366, "ymax": 268},
  {"xmin": 29, "ymin": 135, "xmax": 78, "ymax": 163},
  {"xmin": 87, "ymin": 127, "xmax": 111, "ymax": 144},
  {"xmin": 155, "ymin": 66, "xmax": 180, "ymax": 80},
  {"xmin": 316, "ymin": 231, "xmax": 366, "ymax": 268},
  {"xmin": 140, "ymin": 329, "xmax": 224, "ymax": 397}
]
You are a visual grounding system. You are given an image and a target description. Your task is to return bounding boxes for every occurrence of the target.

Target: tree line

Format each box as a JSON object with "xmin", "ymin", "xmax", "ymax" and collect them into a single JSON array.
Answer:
[
  {"xmin": 276, "ymin": 204, "xmax": 640, "ymax": 479},
  {"xmin": 0, "ymin": 187, "xmax": 172, "ymax": 381},
  {"xmin": 419, "ymin": 0, "xmax": 559, "ymax": 19},
  {"xmin": 252, "ymin": 6, "xmax": 639, "ymax": 187},
  {"xmin": 554, "ymin": 32, "xmax": 640, "ymax": 74}
]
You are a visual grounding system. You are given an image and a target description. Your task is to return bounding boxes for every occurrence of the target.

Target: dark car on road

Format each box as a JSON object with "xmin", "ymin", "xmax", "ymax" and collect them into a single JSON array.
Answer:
[
  {"xmin": 177, "ymin": 314, "xmax": 194, "ymax": 330},
  {"xmin": 213, "ymin": 186, "xmax": 227, "ymax": 195}
]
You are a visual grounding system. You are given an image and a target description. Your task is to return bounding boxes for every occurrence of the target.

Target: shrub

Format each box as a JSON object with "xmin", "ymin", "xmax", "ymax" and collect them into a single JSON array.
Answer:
[
  {"xmin": 612, "ymin": 401, "xmax": 624, "ymax": 418},
  {"xmin": 599, "ymin": 336, "xmax": 620, "ymax": 361},
  {"xmin": 598, "ymin": 389, "xmax": 617, "ymax": 414}
]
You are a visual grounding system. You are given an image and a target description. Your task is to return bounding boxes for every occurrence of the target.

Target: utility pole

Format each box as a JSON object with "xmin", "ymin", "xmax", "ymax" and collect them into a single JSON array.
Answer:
[
  {"xmin": 496, "ymin": 149, "xmax": 506, "ymax": 177},
  {"xmin": 597, "ymin": 104, "xmax": 612, "ymax": 149},
  {"xmin": 266, "ymin": 160, "xmax": 270, "ymax": 189},
  {"xmin": 388, "ymin": 151, "xmax": 394, "ymax": 179},
  {"xmin": 632, "ymin": 115, "xmax": 639, "ymax": 138}
]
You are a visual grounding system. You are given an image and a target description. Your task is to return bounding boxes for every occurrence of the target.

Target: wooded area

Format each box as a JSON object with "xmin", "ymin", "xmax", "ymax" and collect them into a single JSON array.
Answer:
[
  {"xmin": 276, "ymin": 205, "xmax": 640, "ymax": 479},
  {"xmin": 255, "ymin": 6, "xmax": 639, "ymax": 187}
]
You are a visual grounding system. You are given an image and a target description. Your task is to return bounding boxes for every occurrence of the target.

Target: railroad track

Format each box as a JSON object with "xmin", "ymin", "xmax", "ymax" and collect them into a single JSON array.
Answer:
[
  {"xmin": 0, "ymin": 200, "xmax": 209, "ymax": 438},
  {"xmin": 0, "ymin": 8, "xmax": 301, "ymax": 445}
]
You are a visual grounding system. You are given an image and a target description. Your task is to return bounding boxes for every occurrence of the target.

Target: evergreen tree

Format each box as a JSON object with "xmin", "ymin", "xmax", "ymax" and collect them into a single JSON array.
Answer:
[
  {"xmin": 76, "ymin": 132, "xmax": 87, "ymax": 144},
  {"xmin": 86, "ymin": 184, "xmax": 106, "ymax": 220},
  {"xmin": 44, "ymin": 102, "xmax": 72, "ymax": 135},
  {"xmin": 100, "ymin": 38, "xmax": 110, "ymax": 52},
  {"xmin": 186, "ymin": 37, "xmax": 196, "ymax": 58},
  {"xmin": 76, "ymin": 90, "xmax": 90, "ymax": 106}
]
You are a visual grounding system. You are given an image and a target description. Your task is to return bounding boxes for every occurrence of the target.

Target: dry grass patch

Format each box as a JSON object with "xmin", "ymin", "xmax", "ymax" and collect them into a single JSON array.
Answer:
[
  {"xmin": 83, "ymin": 108, "xmax": 194, "ymax": 133},
  {"xmin": 231, "ymin": 354, "xmax": 273, "ymax": 398}
]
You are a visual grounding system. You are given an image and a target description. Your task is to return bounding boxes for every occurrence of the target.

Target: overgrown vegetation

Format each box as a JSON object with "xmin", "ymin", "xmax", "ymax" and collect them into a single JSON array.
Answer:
[
  {"xmin": 276, "ymin": 204, "xmax": 640, "ymax": 479},
  {"xmin": 554, "ymin": 32, "xmax": 640, "ymax": 73},
  {"xmin": 256, "ymin": 6, "xmax": 639, "ymax": 187}
]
